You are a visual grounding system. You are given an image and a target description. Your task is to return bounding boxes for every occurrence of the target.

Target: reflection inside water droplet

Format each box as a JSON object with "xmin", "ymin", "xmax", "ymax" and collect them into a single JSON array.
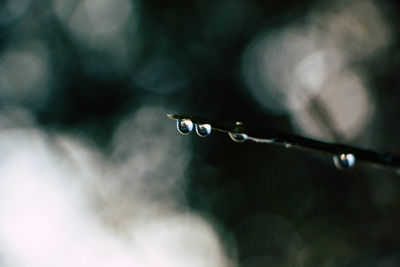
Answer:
[
  {"xmin": 195, "ymin": 124, "xmax": 211, "ymax": 137},
  {"xmin": 333, "ymin": 153, "xmax": 355, "ymax": 170},
  {"xmin": 176, "ymin": 119, "xmax": 193, "ymax": 135},
  {"xmin": 229, "ymin": 132, "xmax": 248, "ymax": 143}
]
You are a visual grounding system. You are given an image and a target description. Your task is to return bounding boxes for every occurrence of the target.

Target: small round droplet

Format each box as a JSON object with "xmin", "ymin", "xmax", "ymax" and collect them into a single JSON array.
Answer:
[
  {"xmin": 176, "ymin": 119, "xmax": 193, "ymax": 135},
  {"xmin": 195, "ymin": 124, "xmax": 212, "ymax": 137},
  {"xmin": 229, "ymin": 132, "xmax": 248, "ymax": 143},
  {"xmin": 333, "ymin": 153, "xmax": 355, "ymax": 170}
]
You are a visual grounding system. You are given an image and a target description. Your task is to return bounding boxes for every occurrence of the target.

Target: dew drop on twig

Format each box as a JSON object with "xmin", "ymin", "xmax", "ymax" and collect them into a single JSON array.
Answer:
[
  {"xmin": 333, "ymin": 153, "xmax": 356, "ymax": 170},
  {"xmin": 229, "ymin": 132, "xmax": 248, "ymax": 143},
  {"xmin": 176, "ymin": 119, "xmax": 193, "ymax": 135},
  {"xmin": 195, "ymin": 124, "xmax": 211, "ymax": 137}
]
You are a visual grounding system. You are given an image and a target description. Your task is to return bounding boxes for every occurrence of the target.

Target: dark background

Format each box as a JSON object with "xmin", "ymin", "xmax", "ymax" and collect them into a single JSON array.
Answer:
[{"xmin": 2, "ymin": 0, "xmax": 400, "ymax": 266}]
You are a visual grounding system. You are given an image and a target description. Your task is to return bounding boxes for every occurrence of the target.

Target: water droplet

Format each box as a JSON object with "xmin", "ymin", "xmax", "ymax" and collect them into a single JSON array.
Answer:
[
  {"xmin": 195, "ymin": 123, "xmax": 211, "ymax": 137},
  {"xmin": 229, "ymin": 132, "xmax": 248, "ymax": 143},
  {"xmin": 333, "ymin": 153, "xmax": 355, "ymax": 170},
  {"xmin": 176, "ymin": 119, "xmax": 193, "ymax": 135}
]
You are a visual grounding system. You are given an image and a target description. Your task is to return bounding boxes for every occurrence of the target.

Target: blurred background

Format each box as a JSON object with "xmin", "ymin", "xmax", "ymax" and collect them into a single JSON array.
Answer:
[{"xmin": 1, "ymin": 0, "xmax": 400, "ymax": 266}]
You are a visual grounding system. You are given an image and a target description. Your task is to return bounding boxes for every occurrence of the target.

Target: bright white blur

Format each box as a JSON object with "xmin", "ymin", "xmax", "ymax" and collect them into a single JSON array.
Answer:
[
  {"xmin": 0, "ymin": 104, "xmax": 235, "ymax": 267},
  {"xmin": 52, "ymin": 0, "xmax": 137, "ymax": 76},
  {"xmin": 53, "ymin": 0, "xmax": 135, "ymax": 49},
  {"xmin": 242, "ymin": 0, "xmax": 391, "ymax": 141}
]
